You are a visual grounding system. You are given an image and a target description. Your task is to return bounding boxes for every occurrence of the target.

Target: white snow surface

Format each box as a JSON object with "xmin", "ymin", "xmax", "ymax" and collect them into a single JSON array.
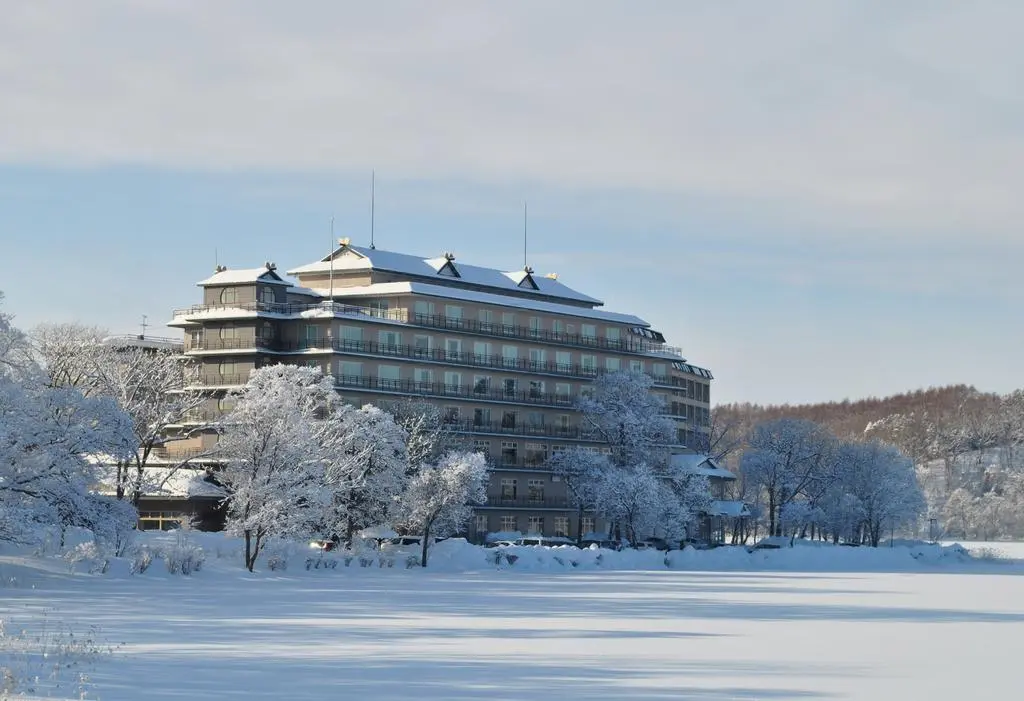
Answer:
[{"xmin": 1, "ymin": 536, "xmax": 1021, "ymax": 700}]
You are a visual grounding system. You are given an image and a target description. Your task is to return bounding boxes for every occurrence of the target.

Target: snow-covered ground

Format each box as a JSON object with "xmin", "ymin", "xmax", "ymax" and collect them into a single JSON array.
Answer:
[{"xmin": 2, "ymin": 536, "xmax": 1022, "ymax": 700}]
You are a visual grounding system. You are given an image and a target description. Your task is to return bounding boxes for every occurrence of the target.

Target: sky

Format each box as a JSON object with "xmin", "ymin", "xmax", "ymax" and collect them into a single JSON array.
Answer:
[{"xmin": 2, "ymin": 1, "xmax": 1022, "ymax": 405}]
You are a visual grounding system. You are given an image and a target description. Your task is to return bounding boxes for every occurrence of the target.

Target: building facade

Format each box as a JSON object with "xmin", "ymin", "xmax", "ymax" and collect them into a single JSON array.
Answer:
[{"xmin": 162, "ymin": 241, "xmax": 717, "ymax": 540}]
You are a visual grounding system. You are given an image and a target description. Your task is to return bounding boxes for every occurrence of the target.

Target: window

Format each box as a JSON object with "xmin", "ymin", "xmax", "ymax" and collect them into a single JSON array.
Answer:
[
  {"xmin": 501, "ymin": 312, "xmax": 516, "ymax": 331},
  {"xmin": 414, "ymin": 300, "xmax": 435, "ymax": 318},
  {"xmin": 502, "ymin": 345, "xmax": 518, "ymax": 367},
  {"xmin": 581, "ymin": 517, "xmax": 595, "ymax": 536},
  {"xmin": 552, "ymin": 319, "xmax": 565, "ymax": 335},
  {"xmin": 473, "ymin": 375, "xmax": 491, "ymax": 394},
  {"xmin": 605, "ymin": 357, "xmax": 621, "ymax": 372},
  {"xmin": 474, "ymin": 408, "xmax": 491, "ymax": 426},
  {"xmin": 630, "ymin": 359, "xmax": 644, "ymax": 373},
  {"xmin": 551, "ymin": 444, "xmax": 569, "ymax": 457},
  {"xmin": 566, "ymin": 323, "xmax": 576, "ymax": 336},
  {"xmin": 500, "ymin": 478, "xmax": 517, "ymax": 500},
  {"xmin": 379, "ymin": 330, "xmax": 401, "ymax": 350},
  {"xmin": 528, "ymin": 317, "xmax": 541, "ymax": 337},
  {"xmin": 653, "ymin": 363, "xmax": 668, "ymax": 379},
  {"xmin": 259, "ymin": 286, "xmax": 275, "ymax": 304},
  {"xmin": 340, "ymin": 326, "xmax": 362, "ymax": 344},
  {"xmin": 528, "ymin": 348, "xmax": 545, "ymax": 367},
  {"xmin": 218, "ymin": 325, "xmax": 237, "ymax": 341},
  {"xmin": 339, "ymin": 361, "xmax": 362, "ymax": 378},
  {"xmin": 445, "ymin": 305, "xmax": 463, "ymax": 320},
  {"xmin": 556, "ymin": 414, "xmax": 571, "ymax": 432},
  {"xmin": 473, "ymin": 439, "xmax": 491, "ymax": 454},
  {"xmin": 378, "ymin": 365, "xmax": 400, "ymax": 387},
  {"xmin": 304, "ymin": 324, "xmax": 319, "ymax": 342},
  {"xmin": 527, "ymin": 516, "xmax": 544, "ymax": 534},
  {"xmin": 525, "ymin": 443, "xmax": 547, "ymax": 466},
  {"xmin": 413, "ymin": 335, "xmax": 431, "ymax": 355},
  {"xmin": 443, "ymin": 371, "xmax": 462, "ymax": 389},
  {"xmin": 475, "ymin": 514, "xmax": 488, "ymax": 535},
  {"xmin": 218, "ymin": 361, "xmax": 235, "ymax": 376},
  {"xmin": 555, "ymin": 351, "xmax": 572, "ymax": 371},
  {"xmin": 444, "ymin": 406, "xmax": 460, "ymax": 423},
  {"xmin": 580, "ymin": 354, "xmax": 596, "ymax": 372},
  {"xmin": 554, "ymin": 517, "xmax": 570, "ymax": 538},
  {"xmin": 478, "ymin": 309, "xmax": 494, "ymax": 326},
  {"xmin": 368, "ymin": 299, "xmax": 389, "ymax": 314},
  {"xmin": 501, "ymin": 515, "xmax": 518, "ymax": 532},
  {"xmin": 501, "ymin": 411, "xmax": 517, "ymax": 429},
  {"xmin": 503, "ymin": 378, "xmax": 518, "ymax": 396},
  {"xmin": 445, "ymin": 338, "xmax": 462, "ymax": 358},
  {"xmin": 414, "ymin": 368, "xmax": 432, "ymax": 385},
  {"xmin": 527, "ymin": 479, "xmax": 545, "ymax": 503},
  {"xmin": 528, "ymin": 380, "xmax": 544, "ymax": 398},
  {"xmin": 528, "ymin": 411, "xmax": 545, "ymax": 427},
  {"xmin": 219, "ymin": 287, "xmax": 237, "ymax": 304},
  {"xmin": 581, "ymin": 323, "xmax": 597, "ymax": 340},
  {"xmin": 217, "ymin": 397, "xmax": 236, "ymax": 413},
  {"xmin": 606, "ymin": 327, "xmax": 621, "ymax": 344},
  {"xmin": 473, "ymin": 341, "xmax": 493, "ymax": 361},
  {"xmin": 555, "ymin": 383, "xmax": 572, "ymax": 400},
  {"xmin": 501, "ymin": 441, "xmax": 518, "ymax": 463}
]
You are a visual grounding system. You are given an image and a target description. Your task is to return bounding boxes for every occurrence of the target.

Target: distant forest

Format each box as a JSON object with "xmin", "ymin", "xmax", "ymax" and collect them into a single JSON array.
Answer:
[{"xmin": 713, "ymin": 385, "xmax": 1024, "ymax": 540}]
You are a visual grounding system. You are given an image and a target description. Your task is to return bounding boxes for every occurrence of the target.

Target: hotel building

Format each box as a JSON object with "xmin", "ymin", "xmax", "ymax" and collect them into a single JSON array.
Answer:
[{"xmin": 159, "ymin": 241, "xmax": 720, "ymax": 540}]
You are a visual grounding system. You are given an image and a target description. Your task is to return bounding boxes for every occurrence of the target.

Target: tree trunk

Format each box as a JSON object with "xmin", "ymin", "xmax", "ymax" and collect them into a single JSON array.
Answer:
[
  {"xmin": 767, "ymin": 492, "xmax": 778, "ymax": 537},
  {"xmin": 244, "ymin": 530, "xmax": 254, "ymax": 572},
  {"xmin": 421, "ymin": 523, "xmax": 431, "ymax": 568},
  {"xmin": 575, "ymin": 505, "xmax": 584, "ymax": 547}
]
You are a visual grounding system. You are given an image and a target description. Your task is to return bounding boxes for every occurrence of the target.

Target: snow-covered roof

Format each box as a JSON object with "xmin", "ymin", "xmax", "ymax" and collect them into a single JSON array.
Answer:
[
  {"xmin": 287, "ymin": 244, "xmax": 602, "ymax": 306},
  {"xmin": 288, "ymin": 286, "xmax": 322, "ymax": 298},
  {"xmin": 670, "ymin": 454, "xmax": 737, "ymax": 480},
  {"xmin": 710, "ymin": 500, "xmax": 751, "ymax": 518},
  {"xmin": 197, "ymin": 267, "xmax": 292, "ymax": 287},
  {"xmin": 306, "ymin": 281, "xmax": 648, "ymax": 326}
]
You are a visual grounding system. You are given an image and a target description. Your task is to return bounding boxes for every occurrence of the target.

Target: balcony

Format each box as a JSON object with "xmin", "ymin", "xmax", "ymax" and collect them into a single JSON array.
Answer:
[
  {"xmin": 186, "ymin": 337, "xmax": 678, "ymax": 387},
  {"xmin": 480, "ymin": 496, "xmax": 572, "ymax": 510},
  {"xmin": 172, "ymin": 300, "xmax": 408, "ymax": 324},
  {"xmin": 443, "ymin": 419, "xmax": 593, "ymax": 441},
  {"xmin": 192, "ymin": 374, "xmax": 247, "ymax": 387},
  {"xmin": 171, "ymin": 300, "xmax": 681, "ymax": 358},
  {"xmin": 335, "ymin": 374, "xmax": 577, "ymax": 409},
  {"xmin": 148, "ymin": 447, "xmax": 216, "ymax": 462}
]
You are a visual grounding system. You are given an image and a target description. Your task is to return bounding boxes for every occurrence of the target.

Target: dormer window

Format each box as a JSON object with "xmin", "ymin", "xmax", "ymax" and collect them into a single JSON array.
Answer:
[{"xmin": 259, "ymin": 286, "xmax": 275, "ymax": 304}]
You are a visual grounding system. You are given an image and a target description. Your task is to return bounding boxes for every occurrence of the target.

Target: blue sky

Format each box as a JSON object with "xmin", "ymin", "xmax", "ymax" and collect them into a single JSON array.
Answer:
[{"xmin": 2, "ymin": 1, "xmax": 1023, "ymax": 405}]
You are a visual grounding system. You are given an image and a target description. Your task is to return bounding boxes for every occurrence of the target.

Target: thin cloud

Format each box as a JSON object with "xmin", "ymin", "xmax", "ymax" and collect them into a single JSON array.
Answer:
[{"xmin": 2, "ymin": 1, "xmax": 1023, "ymax": 239}]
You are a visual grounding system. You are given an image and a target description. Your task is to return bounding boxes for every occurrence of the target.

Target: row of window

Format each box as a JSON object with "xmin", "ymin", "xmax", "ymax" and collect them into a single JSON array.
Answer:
[
  {"xmin": 410, "ymin": 301, "xmax": 619, "ymax": 342},
  {"xmin": 477, "ymin": 514, "xmax": 589, "ymax": 538}
]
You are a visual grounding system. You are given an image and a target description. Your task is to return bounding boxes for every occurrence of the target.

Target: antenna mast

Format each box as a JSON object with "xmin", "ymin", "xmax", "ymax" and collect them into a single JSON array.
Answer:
[
  {"xmin": 140, "ymin": 314, "xmax": 149, "ymax": 339},
  {"xmin": 329, "ymin": 217, "xmax": 335, "ymax": 302},
  {"xmin": 370, "ymin": 170, "xmax": 376, "ymax": 250},
  {"xmin": 523, "ymin": 201, "xmax": 528, "ymax": 268}
]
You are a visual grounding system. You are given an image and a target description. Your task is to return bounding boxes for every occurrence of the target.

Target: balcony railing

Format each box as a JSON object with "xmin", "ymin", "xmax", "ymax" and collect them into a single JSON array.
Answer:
[
  {"xmin": 148, "ymin": 447, "xmax": 215, "ymax": 461},
  {"xmin": 186, "ymin": 337, "xmax": 678, "ymax": 386},
  {"xmin": 443, "ymin": 419, "xmax": 593, "ymax": 441},
  {"xmin": 481, "ymin": 496, "xmax": 572, "ymax": 509},
  {"xmin": 192, "ymin": 374, "xmax": 247, "ymax": 386},
  {"xmin": 172, "ymin": 300, "xmax": 682, "ymax": 358},
  {"xmin": 335, "ymin": 374, "xmax": 577, "ymax": 408}
]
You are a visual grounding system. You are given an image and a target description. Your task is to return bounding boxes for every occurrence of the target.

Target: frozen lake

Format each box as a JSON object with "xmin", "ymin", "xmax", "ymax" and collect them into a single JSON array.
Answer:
[{"xmin": 3, "ymin": 541, "xmax": 1023, "ymax": 700}]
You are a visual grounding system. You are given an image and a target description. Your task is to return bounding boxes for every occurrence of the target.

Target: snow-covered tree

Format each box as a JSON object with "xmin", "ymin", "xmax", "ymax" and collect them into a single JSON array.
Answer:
[
  {"xmin": 835, "ymin": 440, "xmax": 925, "ymax": 546},
  {"xmin": 386, "ymin": 399, "xmax": 462, "ymax": 471},
  {"xmin": 328, "ymin": 404, "xmax": 409, "ymax": 544},
  {"xmin": 217, "ymin": 364, "xmax": 338, "ymax": 571},
  {"xmin": 592, "ymin": 464, "xmax": 665, "ymax": 545},
  {"xmin": 0, "ymin": 296, "xmax": 138, "ymax": 549},
  {"xmin": 31, "ymin": 323, "xmax": 209, "ymax": 505},
  {"xmin": 578, "ymin": 372, "xmax": 676, "ymax": 468},
  {"xmin": 548, "ymin": 447, "xmax": 610, "ymax": 544},
  {"xmin": 398, "ymin": 451, "xmax": 487, "ymax": 566},
  {"xmin": 741, "ymin": 418, "xmax": 836, "ymax": 536}
]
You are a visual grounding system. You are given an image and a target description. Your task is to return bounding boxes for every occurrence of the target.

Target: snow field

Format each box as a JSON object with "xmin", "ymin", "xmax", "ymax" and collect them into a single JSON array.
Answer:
[{"xmin": 2, "ymin": 535, "xmax": 1022, "ymax": 700}]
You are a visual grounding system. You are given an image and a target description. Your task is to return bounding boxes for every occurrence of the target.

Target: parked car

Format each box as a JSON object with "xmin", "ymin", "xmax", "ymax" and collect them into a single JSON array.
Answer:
[
  {"xmin": 308, "ymin": 539, "xmax": 337, "ymax": 552},
  {"xmin": 579, "ymin": 539, "xmax": 623, "ymax": 551},
  {"xmin": 513, "ymin": 536, "xmax": 576, "ymax": 547}
]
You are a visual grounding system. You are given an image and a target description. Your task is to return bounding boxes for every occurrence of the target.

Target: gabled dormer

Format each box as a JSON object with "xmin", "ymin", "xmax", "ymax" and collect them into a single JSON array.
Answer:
[
  {"xmin": 504, "ymin": 266, "xmax": 539, "ymax": 290},
  {"xmin": 425, "ymin": 252, "xmax": 461, "ymax": 278}
]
